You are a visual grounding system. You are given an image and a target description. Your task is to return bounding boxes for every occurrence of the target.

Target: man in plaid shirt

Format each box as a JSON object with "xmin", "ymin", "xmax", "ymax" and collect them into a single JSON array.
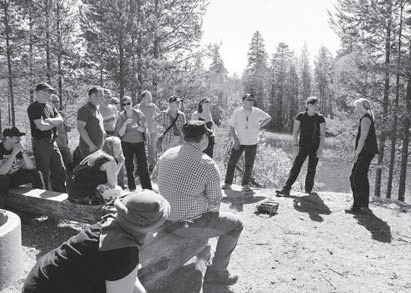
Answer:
[{"xmin": 157, "ymin": 120, "xmax": 243, "ymax": 285}]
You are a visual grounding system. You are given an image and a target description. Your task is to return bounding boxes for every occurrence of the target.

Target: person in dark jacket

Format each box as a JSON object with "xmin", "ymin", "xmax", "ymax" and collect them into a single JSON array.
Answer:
[
  {"xmin": 23, "ymin": 189, "xmax": 170, "ymax": 293},
  {"xmin": 345, "ymin": 98, "xmax": 378, "ymax": 214}
]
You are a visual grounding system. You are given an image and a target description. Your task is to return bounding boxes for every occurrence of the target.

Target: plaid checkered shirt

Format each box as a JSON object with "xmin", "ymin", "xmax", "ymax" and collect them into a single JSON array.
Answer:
[
  {"xmin": 157, "ymin": 143, "xmax": 222, "ymax": 222},
  {"xmin": 156, "ymin": 110, "xmax": 186, "ymax": 144}
]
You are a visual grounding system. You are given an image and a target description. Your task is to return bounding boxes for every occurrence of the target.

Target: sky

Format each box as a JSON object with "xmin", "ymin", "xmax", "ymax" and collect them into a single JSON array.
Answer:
[{"xmin": 201, "ymin": 0, "xmax": 341, "ymax": 75}]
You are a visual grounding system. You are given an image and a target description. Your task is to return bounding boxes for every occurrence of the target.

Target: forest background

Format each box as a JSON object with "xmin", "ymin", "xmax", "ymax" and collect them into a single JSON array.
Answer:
[{"xmin": 0, "ymin": 0, "xmax": 410, "ymax": 202}]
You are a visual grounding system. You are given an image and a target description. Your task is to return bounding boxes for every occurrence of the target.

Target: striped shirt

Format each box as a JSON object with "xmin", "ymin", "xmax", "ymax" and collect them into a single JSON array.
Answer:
[{"xmin": 157, "ymin": 143, "xmax": 222, "ymax": 222}]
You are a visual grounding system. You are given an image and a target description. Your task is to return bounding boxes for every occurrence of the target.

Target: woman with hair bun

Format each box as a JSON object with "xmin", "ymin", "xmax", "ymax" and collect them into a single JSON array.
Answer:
[{"xmin": 346, "ymin": 98, "xmax": 378, "ymax": 214}]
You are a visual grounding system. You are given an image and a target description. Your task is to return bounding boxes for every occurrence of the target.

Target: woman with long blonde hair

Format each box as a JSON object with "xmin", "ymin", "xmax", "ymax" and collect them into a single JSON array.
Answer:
[{"xmin": 346, "ymin": 98, "xmax": 378, "ymax": 214}]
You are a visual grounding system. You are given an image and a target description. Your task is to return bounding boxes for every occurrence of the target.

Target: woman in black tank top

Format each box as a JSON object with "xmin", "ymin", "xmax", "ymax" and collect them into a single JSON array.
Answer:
[
  {"xmin": 191, "ymin": 97, "xmax": 215, "ymax": 158},
  {"xmin": 346, "ymin": 98, "xmax": 378, "ymax": 214}
]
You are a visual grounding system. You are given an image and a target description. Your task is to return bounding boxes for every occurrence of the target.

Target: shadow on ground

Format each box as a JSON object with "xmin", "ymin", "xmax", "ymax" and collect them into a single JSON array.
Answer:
[
  {"xmin": 18, "ymin": 211, "xmax": 81, "ymax": 259},
  {"xmin": 222, "ymin": 189, "xmax": 266, "ymax": 212},
  {"xmin": 293, "ymin": 192, "xmax": 332, "ymax": 222},
  {"xmin": 354, "ymin": 211, "xmax": 392, "ymax": 243}
]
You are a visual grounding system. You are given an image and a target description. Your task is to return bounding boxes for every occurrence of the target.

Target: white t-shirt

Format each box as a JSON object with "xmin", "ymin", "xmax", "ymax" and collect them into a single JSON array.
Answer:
[{"xmin": 229, "ymin": 106, "xmax": 270, "ymax": 145}]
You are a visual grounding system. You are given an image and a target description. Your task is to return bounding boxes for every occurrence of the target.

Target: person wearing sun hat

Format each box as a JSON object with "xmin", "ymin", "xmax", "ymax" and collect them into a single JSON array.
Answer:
[
  {"xmin": 0, "ymin": 126, "xmax": 45, "ymax": 208},
  {"xmin": 23, "ymin": 190, "xmax": 170, "ymax": 293}
]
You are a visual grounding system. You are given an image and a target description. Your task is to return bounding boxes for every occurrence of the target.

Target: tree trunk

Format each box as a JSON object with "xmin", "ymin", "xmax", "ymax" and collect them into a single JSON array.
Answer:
[
  {"xmin": 45, "ymin": 0, "xmax": 51, "ymax": 83},
  {"xmin": 56, "ymin": 0, "xmax": 63, "ymax": 106},
  {"xmin": 374, "ymin": 14, "xmax": 392, "ymax": 198},
  {"xmin": 387, "ymin": 1, "xmax": 404, "ymax": 199},
  {"xmin": 4, "ymin": 1, "xmax": 15, "ymax": 126},
  {"xmin": 398, "ymin": 41, "xmax": 411, "ymax": 202}
]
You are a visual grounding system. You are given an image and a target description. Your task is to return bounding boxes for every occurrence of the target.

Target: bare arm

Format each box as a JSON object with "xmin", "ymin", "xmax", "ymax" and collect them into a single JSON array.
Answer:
[
  {"xmin": 44, "ymin": 113, "xmax": 64, "ymax": 125},
  {"xmin": 33, "ymin": 118, "xmax": 58, "ymax": 131},
  {"xmin": 106, "ymin": 266, "xmax": 147, "ymax": 293},
  {"xmin": 0, "ymin": 147, "xmax": 20, "ymax": 175}
]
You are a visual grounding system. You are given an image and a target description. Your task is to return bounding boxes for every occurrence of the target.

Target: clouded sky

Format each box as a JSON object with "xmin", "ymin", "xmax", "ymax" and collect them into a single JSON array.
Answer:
[{"xmin": 201, "ymin": 0, "xmax": 340, "ymax": 75}]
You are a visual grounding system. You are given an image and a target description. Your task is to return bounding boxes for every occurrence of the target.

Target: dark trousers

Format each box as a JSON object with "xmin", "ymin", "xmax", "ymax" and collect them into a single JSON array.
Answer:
[
  {"xmin": 203, "ymin": 135, "xmax": 215, "ymax": 158},
  {"xmin": 0, "ymin": 168, "xmax": 45, "ymax": 208},
  {"xmin": 224, "ymin": 144, "xmax": 257, "ymax": 186},
  {"xmin": 32, "ymin": 139, "xmax": 66, "ymax": 192},
  {"xmin": 122, "ymin": 142, "xmax": 152, "ymax": 191},
  {"xmin": 283, "ymin": 146, "xmax": 319, "ymax": 192},
  {"xmin": 349, "ymin": 153, "xmax": 375, "ymax": 208}
]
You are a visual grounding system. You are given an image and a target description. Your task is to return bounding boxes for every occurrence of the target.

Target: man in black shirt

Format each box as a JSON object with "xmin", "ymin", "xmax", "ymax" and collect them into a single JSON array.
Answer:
[
  {"xmin": 27, "ymin": 82, "xmax": 66, "ymax": 192},
  {"xmin": 0, "ymin": 127, "xmax": 44, "ymax": 208},
  {"xmin": 276, "ymin": 97, "xmax": 326, "ymax": 196}
]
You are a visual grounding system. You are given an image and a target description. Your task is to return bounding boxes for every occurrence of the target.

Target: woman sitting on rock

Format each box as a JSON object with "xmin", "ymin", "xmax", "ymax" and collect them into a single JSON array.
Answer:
[{"xmin": 66, "ymin": 136, "xmax": 124, "ymax": 204}]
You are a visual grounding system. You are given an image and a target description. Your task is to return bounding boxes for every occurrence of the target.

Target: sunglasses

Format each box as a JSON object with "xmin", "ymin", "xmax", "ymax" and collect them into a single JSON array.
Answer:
[
  {"xmin": 246, "ymin": 99, "xmax": 254, "ymax": 102},
  {"xmin": 122, "ymin": 102, "xmax": 131, "ymax": 106},
  {"xmin": 51, "ymin": 101, "xmax": 59, "ymax": 104}
]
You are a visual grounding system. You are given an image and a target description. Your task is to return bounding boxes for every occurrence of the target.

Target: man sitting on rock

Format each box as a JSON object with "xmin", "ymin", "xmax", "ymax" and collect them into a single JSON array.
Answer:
[
  {"xmin": 0, "ymin": 127, "xmax": 45, "ymax": 208},
  {"xmin": 156, "ymin": 120, "xmax": 244, "ymax": 285}
]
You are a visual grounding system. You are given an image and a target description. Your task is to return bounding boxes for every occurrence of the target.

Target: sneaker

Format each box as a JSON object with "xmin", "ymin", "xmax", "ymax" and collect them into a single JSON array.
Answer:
[
  {"xmin": 276, "ymin": 189, "xmax": 290, "ymax": 197},
  {"xmin": 221, "ymin": 184, "xmax": 232, "ymax": 190},
  {"xmin": 203, "ymin": 268, "xmax": 238, "ymax": 285}
]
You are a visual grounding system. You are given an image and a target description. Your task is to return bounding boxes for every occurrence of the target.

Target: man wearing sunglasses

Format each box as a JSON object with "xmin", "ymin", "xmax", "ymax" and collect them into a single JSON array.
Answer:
[{"xmin": 222, "ymin": 94, "xmax": 271, "ymax": 194}]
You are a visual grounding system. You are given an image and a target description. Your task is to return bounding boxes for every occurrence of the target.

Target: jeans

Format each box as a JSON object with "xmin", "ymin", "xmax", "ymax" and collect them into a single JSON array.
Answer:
[
  {"xmin": 122, "ymin": 141, "xmax": 152, "ymax": 190},
  {"xmin": 283, "ymin": 146, "xmax": 319, "ymax": 192},
  {"xmin": 349, "ymin": 153, "xmax": 375, "ymax": 208},
  {"xmin": 166, "ymin": 211, "xmax": 243, "ymax": 272},
  {"xmin": 225, "ymin": 144, "xmax": 257, "ymax": 186},
  {"xmin": 147, "ymin": 132, "xmax": 158, "ymax": 170},
  {"xmin": 32, "ymin": 139, "xmax": 66, "ymax": 192}
]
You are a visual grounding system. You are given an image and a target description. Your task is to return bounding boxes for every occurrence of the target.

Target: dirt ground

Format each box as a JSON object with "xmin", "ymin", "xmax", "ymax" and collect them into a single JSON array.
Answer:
[{"xmin": 2, "ymin": 184, "xmax": 411, "ymax": 293}]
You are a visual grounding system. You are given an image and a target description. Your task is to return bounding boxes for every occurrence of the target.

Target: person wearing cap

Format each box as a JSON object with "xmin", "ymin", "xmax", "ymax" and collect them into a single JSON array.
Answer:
[
  {"xmin": 222, "ymin": 94, "xmax": 271, "ymax": 193},
  {"xmin": 276, "ymin": 96, "xmax": 326, "ymax": 197},
  {"xmin": 157, "ymin": 120, "xmax": 243, "ymax": 285},
  {"xmin": 77, "ymin": 86, "xmax": 106, "ymax": 159},
  {"xmin": 22, "ymin": 190, "xmax": 170, "ymax": 293},
  {"xmin": 50, "ymin": 94, "xmax": 73, "ymax": 172},
  {"xmin": 100, "ymin": 89, "xmax": 119, "ymax": 136},
  {"xmin": 155, "ymin": 95, "xmax": 186, "ymax": 153},
  {"xmin": 115, "ymin": 96, "xmax": 152, "ymax": 191},
  {"xmin": 27, "ymin": 82, "xmax": 66, "ymax": 192},
  {"xmin": 191, "ymin": 97, "xmax": 216, "ymax": 158},
  {"xmin": 135, "ymin": 90, "xmax": 161, "ymax": 171},
  {"xmin": 0, "ymin": 127, "xmax": 45, "ymax": 208}
]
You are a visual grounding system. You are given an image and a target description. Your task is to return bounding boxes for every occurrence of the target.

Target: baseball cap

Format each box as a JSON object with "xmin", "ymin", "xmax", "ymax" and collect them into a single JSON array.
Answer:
[
  {"xmin": 183, "ymin": 120, "xmax": 211, "ymax": 138},
  {"xmin": 3, "ymin": 127, "xmax": 25, "ymax": 138},
  {"xmin": 35, "ymin": 82, "xmax": 55, "ymax": 93},
  {"xmin": 168, "ymin": 96, "xmax": 181, "ymax": 103}
]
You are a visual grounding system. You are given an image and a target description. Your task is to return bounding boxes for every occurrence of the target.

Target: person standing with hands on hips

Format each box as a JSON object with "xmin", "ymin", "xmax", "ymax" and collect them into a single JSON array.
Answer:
[
  {"xmin": 222, "ymin": 94, "xmax": 271, "ymax": 194},
  {"xmin": 276, "ymin": 96, "xmax": 326, "ymax": 197},
  {"xmin": 345, "ymin": 98, "xmax": 378, "ymax": 214}
]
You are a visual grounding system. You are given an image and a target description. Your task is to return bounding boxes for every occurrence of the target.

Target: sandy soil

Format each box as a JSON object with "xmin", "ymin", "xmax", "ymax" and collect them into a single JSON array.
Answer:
[{"xmin": 2, "ymin": 185, "xmax": 411, "ymax": 293}]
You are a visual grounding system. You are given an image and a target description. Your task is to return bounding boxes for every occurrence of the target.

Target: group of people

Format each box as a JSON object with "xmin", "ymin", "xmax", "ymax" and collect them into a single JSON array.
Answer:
[{"xmin": 0, "ymin": 82, "xmax": 378, "ymax": 292}]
